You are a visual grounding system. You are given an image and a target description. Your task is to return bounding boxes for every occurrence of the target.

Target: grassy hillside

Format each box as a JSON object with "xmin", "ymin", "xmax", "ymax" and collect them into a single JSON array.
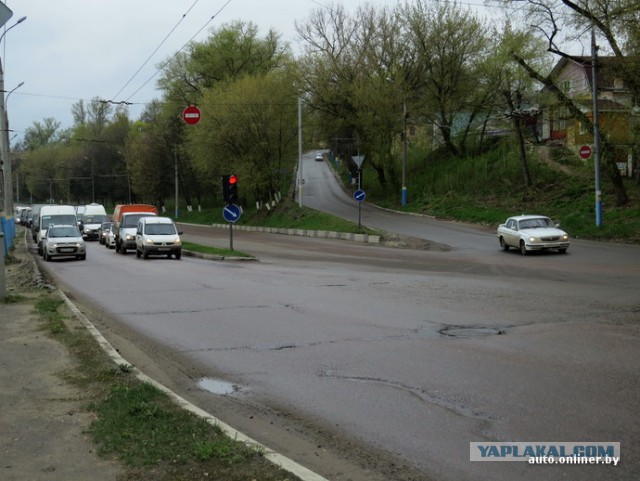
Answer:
[
  {"xmin": 173, "ymin": 142, "xmax": 639, "ymax": 244},
  {"xmin": 357, "ymin": 142, "xmax": 640, "ymax": 243}
]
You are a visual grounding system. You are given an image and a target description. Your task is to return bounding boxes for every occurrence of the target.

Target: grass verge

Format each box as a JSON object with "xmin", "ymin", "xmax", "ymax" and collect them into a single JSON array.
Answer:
[
  {"xmin": 182, "ymin": 241, "xmax": 253, "ymax": 258},
  {"xmin": 176, "ymin": 199, "xmax": 380, "ymax": 237},
  {"xmin": 35, "ymin": 294, "xmax": 300, "ymax": 481}
]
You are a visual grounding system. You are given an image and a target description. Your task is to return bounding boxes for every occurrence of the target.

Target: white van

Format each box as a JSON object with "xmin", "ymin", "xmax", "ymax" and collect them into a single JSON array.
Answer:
[
  {"xmin": 37, "ymin": 205, "xmax": 78, "ymax": 255},
  {"xmin": 78, "ymin": 203, "xmax": 108, "ymax": 240},
  {"xmin": 135, "ymin": 216, "xmax": 182, "ymax": 260}
]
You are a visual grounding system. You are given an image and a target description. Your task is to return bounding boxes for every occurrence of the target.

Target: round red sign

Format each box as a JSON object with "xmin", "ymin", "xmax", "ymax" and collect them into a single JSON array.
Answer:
[
  {"xmin": 579, "ymin": 145, "xmax": 592, "ymax": 159},
  {"xmin": 182, "ymin": 105, "xmax": 201, "ymax": 125}
]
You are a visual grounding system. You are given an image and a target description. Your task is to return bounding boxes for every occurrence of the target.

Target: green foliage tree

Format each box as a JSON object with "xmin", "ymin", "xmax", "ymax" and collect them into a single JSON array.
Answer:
[
  {"xmin": 507, "ymin": 0, "xmax": 632, "ymax": 205},
  {"xmin": 187, "ymin": 71, "xmax": 299, "ymax": 205},
  {"xmin": 490, "ymin": 23, "xmax": 553, "ymax": 188},
  {"xmin": 21, "ymin": 118, "xmax": 61, "ymax": 151},
  {"xmin": 297, "ymin": 3, "xmax": 408, "ymax": 189},
  {"xmin": 403, "ymin": 1, "xmax": 495, "ymax": 158},
  {"xmin": 158, "ymin": 21, "xmax": 291, "ymax": 105}
]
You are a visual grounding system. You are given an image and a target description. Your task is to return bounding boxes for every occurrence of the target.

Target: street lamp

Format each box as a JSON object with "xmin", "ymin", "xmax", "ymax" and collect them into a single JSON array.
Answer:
[
  {"xmin": 0, "ymin": 15, "xmax": 27, "ymax": 219},
  {"xmin": 0, "ymin": 16, "xmax": 26, "ymax": 44}
]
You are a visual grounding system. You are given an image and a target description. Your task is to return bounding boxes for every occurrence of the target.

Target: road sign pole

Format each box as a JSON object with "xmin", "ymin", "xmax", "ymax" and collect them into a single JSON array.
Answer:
[{"xmin": 229, "ymin": 222, "xmax": 233, "ymax": 251}]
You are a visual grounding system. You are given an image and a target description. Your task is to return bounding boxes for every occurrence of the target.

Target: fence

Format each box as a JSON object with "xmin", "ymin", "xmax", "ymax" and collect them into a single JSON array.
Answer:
[{"xmin": 1, "ymin": 217, "xmax": 15, "ymax": 254}]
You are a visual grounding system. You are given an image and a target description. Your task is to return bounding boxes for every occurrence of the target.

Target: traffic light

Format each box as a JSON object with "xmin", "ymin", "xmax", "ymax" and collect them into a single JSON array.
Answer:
[{"xmin": 222, "ymin": 174, "xmax": 238, "ymax": 204}]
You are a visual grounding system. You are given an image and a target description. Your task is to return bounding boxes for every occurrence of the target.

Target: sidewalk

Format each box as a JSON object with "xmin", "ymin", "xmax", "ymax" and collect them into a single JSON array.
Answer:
[{"xmin": 0, "ymin": 232, "xmax": 122, "ymax": 480}]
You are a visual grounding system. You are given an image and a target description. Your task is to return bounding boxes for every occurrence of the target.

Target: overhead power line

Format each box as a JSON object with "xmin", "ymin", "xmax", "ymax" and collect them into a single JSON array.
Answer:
[
  {"xmin": 123, "ymin": 0, "xmax": 234, "ymax": 103},
  {"xmin": 109, "ymin": 0, "xmax": 202, "ymax": 102}
]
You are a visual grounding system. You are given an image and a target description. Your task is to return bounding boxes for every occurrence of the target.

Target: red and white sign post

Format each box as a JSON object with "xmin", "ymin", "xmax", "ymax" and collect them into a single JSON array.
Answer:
[
  {"xmin": 579, "ymin": 145, "xmax": 592, "ymax": 159},
  {"xmin": 182, "ymin": 105, "xmax": 201, "ymax": 125}
]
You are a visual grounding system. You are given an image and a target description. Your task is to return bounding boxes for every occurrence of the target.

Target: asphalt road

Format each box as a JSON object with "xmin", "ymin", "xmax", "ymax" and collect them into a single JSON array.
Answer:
[{"xmin": 36, "ymin": 153, "xmax": 640, "ymax": 481}]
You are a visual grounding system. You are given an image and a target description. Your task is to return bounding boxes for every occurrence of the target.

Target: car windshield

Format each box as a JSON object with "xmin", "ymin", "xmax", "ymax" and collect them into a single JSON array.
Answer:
[
  {"xmin": 519, "ymin": 218, "xmax": 553, "ymax": 229},
  {"xmin": 145, "ymin": 223, "xmax": 176, "ymax": 235},
  {"xmin": 49, "ymin": 226, "xmax": 80, "ymax": 238},
  {"xmin": 42, "ymin": 214, "xmax": 77, "ymax": 228},
  {"xmin": 84, "ymin": 215, "xmax": 108, "ymax": 224},
  {"xmin": 124, "ymin": 214, "xmax": 153, "ymax": 227}
]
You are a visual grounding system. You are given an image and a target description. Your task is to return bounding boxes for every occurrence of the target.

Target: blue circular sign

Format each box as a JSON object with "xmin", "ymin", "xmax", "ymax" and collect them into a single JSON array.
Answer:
[
  {"xmin": 223, "ymin": 204, "xmax": 242, "ymax": 223},
  {"xmin": 353, "ymin": 189, "xmax": 366, "ymax": 203}
]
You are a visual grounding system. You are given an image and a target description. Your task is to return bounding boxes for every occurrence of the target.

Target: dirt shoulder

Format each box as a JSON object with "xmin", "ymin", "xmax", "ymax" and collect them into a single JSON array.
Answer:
[{"xmin": 1, "ymin": 235, "xmax": 123, "ymax": 480}]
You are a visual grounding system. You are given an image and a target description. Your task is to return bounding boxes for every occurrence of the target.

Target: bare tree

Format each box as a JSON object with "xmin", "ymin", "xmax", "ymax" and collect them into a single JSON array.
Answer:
[{"xmin": 507, "ymin": 0, "xmax": 632, "ymax": 205}]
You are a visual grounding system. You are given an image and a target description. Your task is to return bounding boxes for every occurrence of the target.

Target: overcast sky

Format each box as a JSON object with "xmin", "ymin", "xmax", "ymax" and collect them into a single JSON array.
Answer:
[{"xmin": 2, "ymin": 0, "xmax": 497, "ymax": 146}]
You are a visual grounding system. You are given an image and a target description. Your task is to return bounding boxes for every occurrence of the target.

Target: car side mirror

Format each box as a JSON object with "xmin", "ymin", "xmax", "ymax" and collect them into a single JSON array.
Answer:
[{"xmin": 178, "ymin": 231, "xmax": 183, "ymax": 235}]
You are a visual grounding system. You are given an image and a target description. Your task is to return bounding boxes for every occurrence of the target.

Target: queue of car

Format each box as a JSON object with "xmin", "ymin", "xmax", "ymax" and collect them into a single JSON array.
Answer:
[
  {"xmin": 16, "ymin": 203, "xmax": 571, "ymax": 260},
  {"xmin": 14, "ymin": 202, "xmax": 183, "ymax": 262}
]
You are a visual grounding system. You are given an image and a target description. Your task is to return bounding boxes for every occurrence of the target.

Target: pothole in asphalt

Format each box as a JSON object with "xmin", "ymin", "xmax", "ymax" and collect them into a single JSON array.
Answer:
[
  {"xmin": 197, "ymin": 377, "xmax": 238, "ymax": 395},
  {"xmin": 439, "ymin": 325, "xmax": 505, "ymax": 338}
]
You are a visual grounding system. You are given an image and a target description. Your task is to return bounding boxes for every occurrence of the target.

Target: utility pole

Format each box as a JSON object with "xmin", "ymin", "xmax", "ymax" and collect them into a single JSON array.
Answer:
[
  {"xmin": 591, "ymin": 28, "xmax": 603, "ymax": 227},
  {"xmin": 298, "ymin": 96, "xmax": 303, "ymax": 208},
  {"xmin": 0, "ymin": 15, "xmax": 27, "ymax": 220},
  {"xmin": 174, "ymin": 145, "xmax": 179, "ymax": 218}
]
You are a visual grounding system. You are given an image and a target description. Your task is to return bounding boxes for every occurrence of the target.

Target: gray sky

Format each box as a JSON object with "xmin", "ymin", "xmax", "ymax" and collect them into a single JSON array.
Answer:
[{"xmin": 2, "ymin": 0, "xmax": 497, "ymax": 145}]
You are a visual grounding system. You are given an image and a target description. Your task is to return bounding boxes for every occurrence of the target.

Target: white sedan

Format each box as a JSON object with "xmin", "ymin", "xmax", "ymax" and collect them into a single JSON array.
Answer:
[{"xmin": 497, "ymin": 215, "xmax": 570, "ymax": 255}]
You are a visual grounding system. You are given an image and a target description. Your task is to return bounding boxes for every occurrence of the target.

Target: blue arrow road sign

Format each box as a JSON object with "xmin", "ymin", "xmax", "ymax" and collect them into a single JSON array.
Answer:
[
  {"xmin": 223, "ymin": 204, "xmax": 241, "ymax": 223},
  {"xmin": 353, "ymin": 189, "xmax": 366, "ymax": 203}
]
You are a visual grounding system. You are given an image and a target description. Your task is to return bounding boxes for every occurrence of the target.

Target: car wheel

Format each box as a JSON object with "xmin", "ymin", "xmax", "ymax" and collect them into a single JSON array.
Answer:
[
  {"xmin": 499, "ymin": 236, "xmax": 509, "ymax": 251},
  {"xmin": 121, "ymin": 245, "xmax": 127, "ymax": 255},
  {"xmin": 558, "ymin": 248, "xmax": 568, "ymax": 254},
  {"xmin": 519, "ymin": 240, "xmax": 528, "ymax": 256},
  {"xmin": 136, "ymin": 249, "xmax": 141, "ymax": 258},
  {"xmin": 175, "ymin": 250, "xmax": 181, "ymax": 260},
  {"xmin": 44, "ymin": 252, "xmax": 51, "ymax": 262},
  {"xmin": 143, "ymin": 250, "xmax": 149, "ymax": 259}
]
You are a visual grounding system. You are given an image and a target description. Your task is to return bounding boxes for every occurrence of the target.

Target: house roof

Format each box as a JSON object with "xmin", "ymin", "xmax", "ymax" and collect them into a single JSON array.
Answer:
[
  {"xmin": 575, "ymin": 97, "xmax": 629, "ymax": 111},
  {"xmin": 549, "ymin": 55, "xmax": 626, "ymax": 91}
]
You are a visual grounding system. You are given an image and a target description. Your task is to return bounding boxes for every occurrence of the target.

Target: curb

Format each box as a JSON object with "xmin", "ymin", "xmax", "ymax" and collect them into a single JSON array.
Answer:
[
  {"xmin": 210, "ymin": 223, "xmax": 382, "ymax": 244},
  {"xmin": 18, "ymin": 229, "xmax": 328, "ymax": 481},
  {"xmin": 59, "ymin": 290, "xmax": 329, "ymax": 481},
  {"xmin": 182, "ymin": 250, "xmax": 257, "ymax": 262}
]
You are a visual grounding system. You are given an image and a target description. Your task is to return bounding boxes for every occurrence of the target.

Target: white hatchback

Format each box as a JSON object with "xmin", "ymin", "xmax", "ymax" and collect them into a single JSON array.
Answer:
[{"xmin": 42, "ymin": 224, "xmax": 87, "ymax": 261}]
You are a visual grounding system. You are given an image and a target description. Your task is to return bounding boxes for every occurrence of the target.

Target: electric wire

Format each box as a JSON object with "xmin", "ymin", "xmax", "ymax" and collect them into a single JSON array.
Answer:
[
  {"xmin": 109, "ymin": 0, "xmax": 201, "ymax": 102},
  {"xmin": 123, "ymin": 0, "xmax": 234, "ymax": 103}
]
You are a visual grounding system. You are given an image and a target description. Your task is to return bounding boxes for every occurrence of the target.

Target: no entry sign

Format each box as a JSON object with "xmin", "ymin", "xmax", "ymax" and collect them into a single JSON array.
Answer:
[
  {"xmin": 579, "ymin": 145, "xmax": 592, "ymax": 159},
  {"xmin": 182, "ymin": 105, "xmax": 201, "ymax": 125}
]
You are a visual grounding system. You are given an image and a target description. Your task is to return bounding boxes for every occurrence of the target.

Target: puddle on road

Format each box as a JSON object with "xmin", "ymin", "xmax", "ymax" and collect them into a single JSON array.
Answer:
[
  {"xmin": 197, "ymin": 377, "xmax": 238, "ymax": 395},
  {"xmin": 439, "ymin": 326, "xmax": 505, "ymax": 338}
]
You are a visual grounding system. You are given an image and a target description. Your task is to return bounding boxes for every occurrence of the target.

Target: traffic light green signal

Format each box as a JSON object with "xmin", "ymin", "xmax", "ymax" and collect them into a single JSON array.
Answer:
[{"xmin": 222, "ymin": 174, "xmax": 238, "ymax": 204}]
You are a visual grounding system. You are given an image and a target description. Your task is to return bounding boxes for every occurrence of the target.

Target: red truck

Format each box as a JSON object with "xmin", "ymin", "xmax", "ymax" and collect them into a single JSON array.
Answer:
[{"xmin": 112, "ymin": 204, "xmax": 158, "ymax": 254}]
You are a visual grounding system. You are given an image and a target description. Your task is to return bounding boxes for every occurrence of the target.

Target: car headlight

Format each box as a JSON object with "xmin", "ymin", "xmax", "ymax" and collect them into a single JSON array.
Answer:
[
  {"xmin": 561, "ymin": 234, "xmax": 569, "ymax": 241},
  {"xmin": 528, "ymin": 236, "xmax": 540, "ymax": 243},
  {"xmin": 145, "ymin": 238, "xmax": 154, "ymax": 245},
  {"xmin": 126, "ymin": 234, "xmax": 135, "ymax": 241},
  {"xmin": 173, "ymin": 238, "xmax": 181, "ymax": 245}
]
